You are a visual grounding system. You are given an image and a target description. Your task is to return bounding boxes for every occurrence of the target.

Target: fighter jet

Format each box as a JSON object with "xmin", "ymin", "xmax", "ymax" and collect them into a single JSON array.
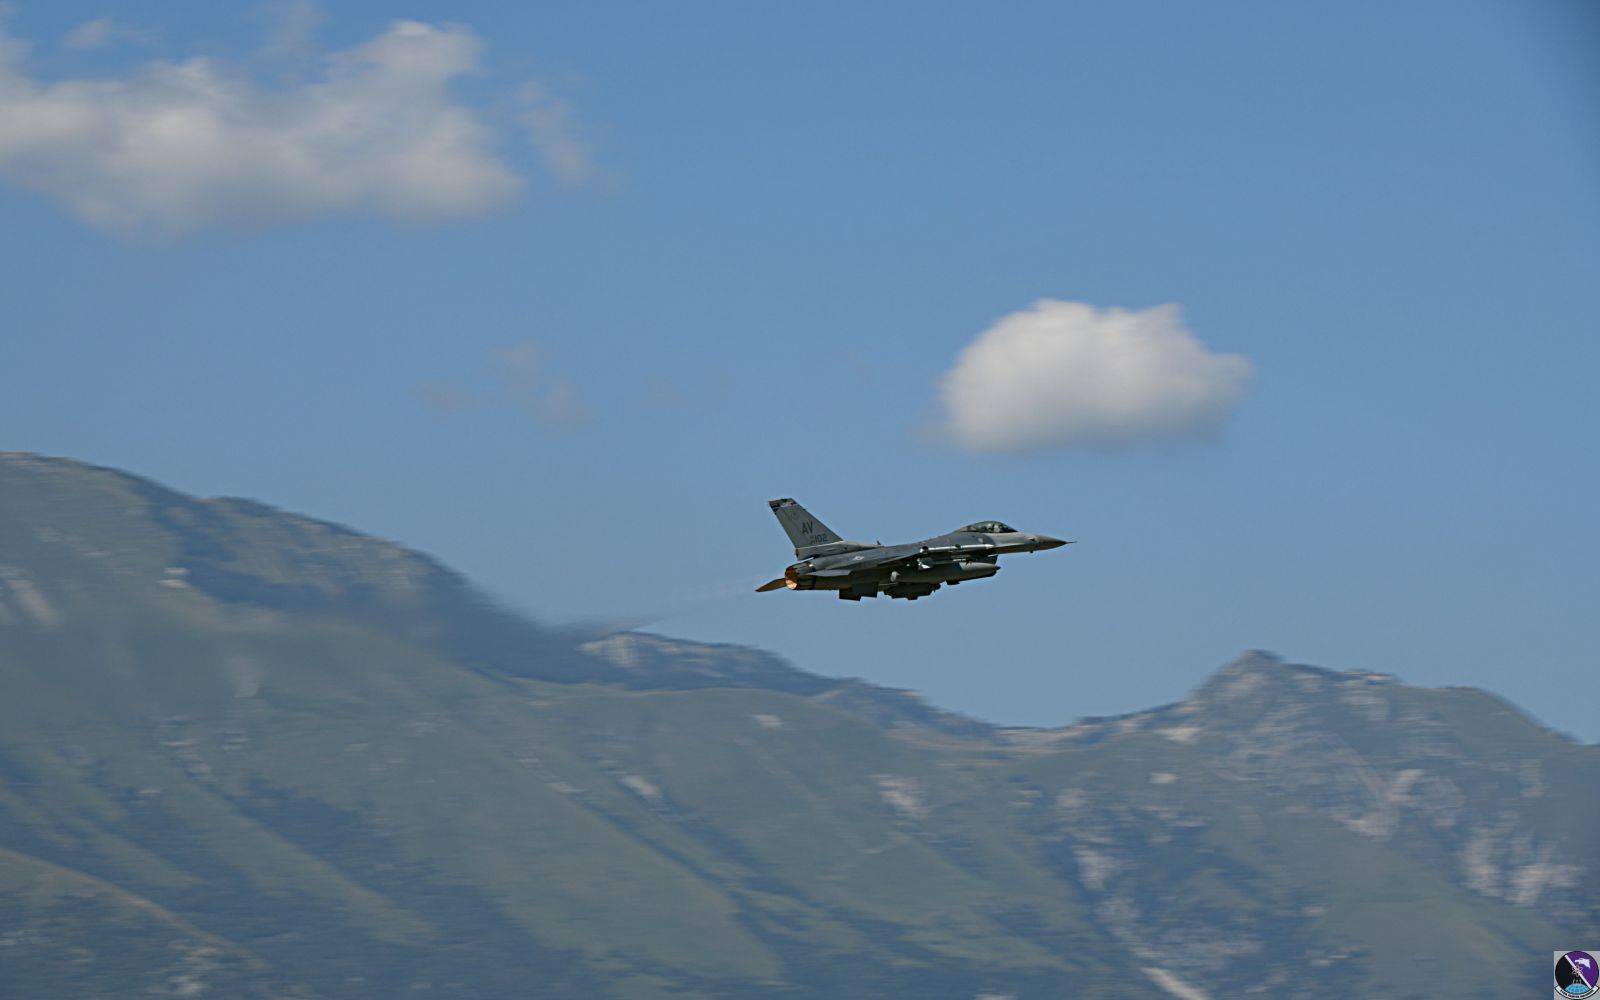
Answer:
[{"xmin": 756, "ymin": 498, "xmax": 1070, "ymax": 601}]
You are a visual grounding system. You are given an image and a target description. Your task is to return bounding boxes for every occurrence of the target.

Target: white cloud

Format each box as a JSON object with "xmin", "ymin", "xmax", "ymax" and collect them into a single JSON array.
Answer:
[
  {"xmin": 60, "ymin": 17, "xmax": 152, "ymax": 53},
  {"xmin": 62, "ymin": 18, "xmax": 113, "ymax": 51},
  {"xmin": 410, "ymin": 379, "xmax": 480, "ymax": 417},
  {"xmin": 518, "ymin": 379, "xmax": 593, "ymax": 431},
  {"xmin": 490, "ymin": 340, "xmax": 593, "ymax": 430},
  {"xmin": 0, "ymin": 19, "xmax": 521, "ymax": 230},
  {"xmin": 413, "ymin": 339, "xmax": 593, "ymax": 431},
  {"xmin": 258, "ymin": 0, "xmax": 323, "ymax": 66},
  {"xmin": 939, "ymin": 300, "xmax": 1253, "ymax": 451},
  {"xmin": 519, "ymin": 81, "xmax": 592, "ymax": 185}
]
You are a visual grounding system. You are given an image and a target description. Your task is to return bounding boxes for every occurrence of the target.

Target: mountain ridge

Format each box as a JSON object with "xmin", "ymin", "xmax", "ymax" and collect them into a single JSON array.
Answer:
[{"xmin": 5, "ymin": 450, "xmax": 1580, "ymax": 745}]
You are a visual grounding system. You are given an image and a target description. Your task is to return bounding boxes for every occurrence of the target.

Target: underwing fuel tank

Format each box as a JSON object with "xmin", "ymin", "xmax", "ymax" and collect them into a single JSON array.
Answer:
[{"xmin": 890, "ymin": 560, "xmax": 999, "ymax": 585}]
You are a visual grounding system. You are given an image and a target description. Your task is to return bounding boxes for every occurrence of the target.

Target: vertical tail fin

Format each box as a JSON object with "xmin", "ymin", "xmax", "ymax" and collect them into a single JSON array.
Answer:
[{"xmin": 768, "ymin": 498, "xmax": 842, "ymax": 554}]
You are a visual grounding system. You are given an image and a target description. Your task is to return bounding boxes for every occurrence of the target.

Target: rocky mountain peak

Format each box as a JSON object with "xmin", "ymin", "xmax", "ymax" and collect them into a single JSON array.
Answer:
[{"xmin": 1192, "ymin": 649, "xmax": 1398, "ymax": 708}]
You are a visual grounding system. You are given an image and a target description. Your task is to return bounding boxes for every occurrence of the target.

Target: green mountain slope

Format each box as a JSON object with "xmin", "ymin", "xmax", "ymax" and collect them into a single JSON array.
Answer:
[
  {"xmin": 0, "ymin": 845, "xmax": 314, "ymax": 999},
  {"xmin": 1, "ymin": 452, "xmax": 1594, "ymax": 998}
]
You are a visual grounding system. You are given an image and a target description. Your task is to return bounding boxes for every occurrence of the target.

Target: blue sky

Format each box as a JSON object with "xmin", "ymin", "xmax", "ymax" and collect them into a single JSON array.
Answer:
[{"xmin": 3, "ymin": 2, "xmax": 1596, "ymax": 738}]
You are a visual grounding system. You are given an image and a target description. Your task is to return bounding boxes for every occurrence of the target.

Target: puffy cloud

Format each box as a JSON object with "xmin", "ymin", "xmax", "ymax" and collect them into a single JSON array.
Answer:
[
  {"xmin": 939, "ymin": 300, "xmax": 1253, "ymax": 451},
  {"xmin": 0, "ymin": 20, "xmax": 521, "ymax": 230}
]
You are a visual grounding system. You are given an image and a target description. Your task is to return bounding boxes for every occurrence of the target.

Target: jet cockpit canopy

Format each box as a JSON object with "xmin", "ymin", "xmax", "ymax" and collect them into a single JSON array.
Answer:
[{"xmin": 959, "ymin": 520, "xmax": 1016, "ymax": 534}]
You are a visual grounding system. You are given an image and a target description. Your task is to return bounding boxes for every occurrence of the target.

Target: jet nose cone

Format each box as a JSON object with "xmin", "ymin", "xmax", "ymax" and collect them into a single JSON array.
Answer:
[{"xmin": 1032, "ymin": 534, "xmax": 1069, "ymax": 550}]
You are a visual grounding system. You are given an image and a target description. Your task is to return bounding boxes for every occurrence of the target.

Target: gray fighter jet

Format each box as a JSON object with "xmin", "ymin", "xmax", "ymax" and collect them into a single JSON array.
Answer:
[{"xmin": 757, "ymin": 498, "xmax": 1070, "ymax": 601}]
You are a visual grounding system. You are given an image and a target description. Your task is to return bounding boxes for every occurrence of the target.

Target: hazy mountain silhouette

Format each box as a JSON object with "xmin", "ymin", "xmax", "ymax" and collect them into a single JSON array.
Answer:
[{"xmin": 1, "ymin": 452, "xmax": 1594, "ymax": 999}]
